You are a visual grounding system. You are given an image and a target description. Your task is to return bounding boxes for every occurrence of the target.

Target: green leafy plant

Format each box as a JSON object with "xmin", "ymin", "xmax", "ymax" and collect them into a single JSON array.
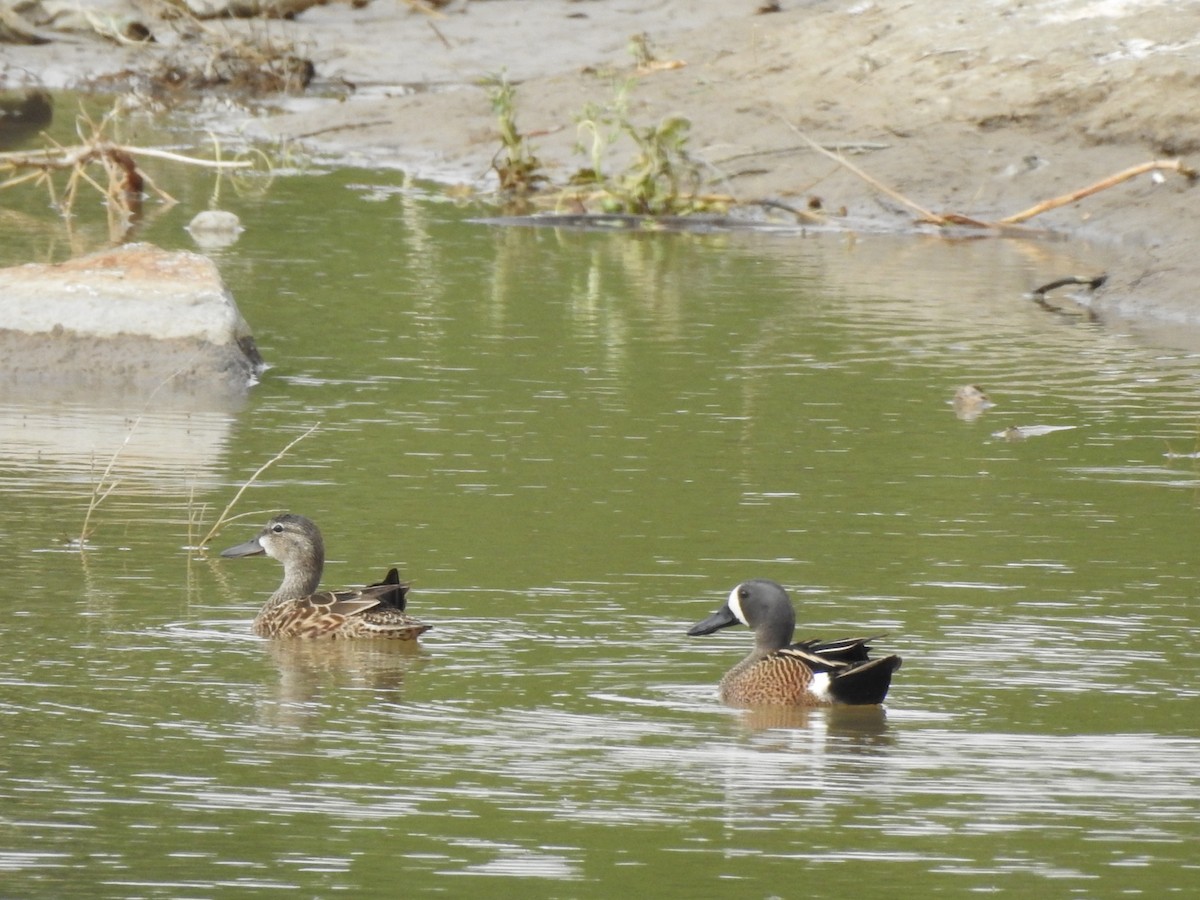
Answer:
[
  {"xmin": 483, "ymin": 71, "xmax": 546, "ymax": 194},
  {"xmin": 483, "ymin": 73, "xmax": 727, "ymax": 215},
  {"xmin": 572, "ymin": 82, "xmax": 719, "ymax": 215}
]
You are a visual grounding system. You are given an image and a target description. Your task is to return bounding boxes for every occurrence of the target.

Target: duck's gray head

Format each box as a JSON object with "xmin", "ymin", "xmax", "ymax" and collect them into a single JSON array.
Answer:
[
  {"xmin": 219, "ymin": 513, "xmax": 325, "ymax": 571},
  {"xmin": 687, "ymin": 579, "xmax": 797, "ymax": 652}
]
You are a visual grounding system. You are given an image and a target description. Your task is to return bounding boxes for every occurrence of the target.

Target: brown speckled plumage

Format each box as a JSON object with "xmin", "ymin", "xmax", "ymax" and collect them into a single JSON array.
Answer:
[
  {"xmin": 719, "ymin": 650, "xmax": 818, "ymax": 706},
  {"xmin": 688, "ymin": 579, "xmax": 901, "ymax": 708},
  {"xmin": 220, "ymin": 514, "xmax": 431, "ymax": 641}
]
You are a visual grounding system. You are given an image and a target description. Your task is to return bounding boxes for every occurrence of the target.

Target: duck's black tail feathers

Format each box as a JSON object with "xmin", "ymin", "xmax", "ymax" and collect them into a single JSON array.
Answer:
[
  {"xmin": 366, "ymin": 568, "xmax": 410, "ymax": 611},
  {"xmin": 829, "ymin": 654, "xmax": 903, "ymax": 705}
]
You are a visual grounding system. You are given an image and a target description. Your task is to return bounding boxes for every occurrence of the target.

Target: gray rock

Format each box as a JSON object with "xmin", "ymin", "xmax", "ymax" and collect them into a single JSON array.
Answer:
[
  {"xmin": 0, "ymin": 243, "xmax": 264, "ymax": 400},
  {"xmin": 186, "ymin": 209, "xmax": 244, "ymax": 249}
]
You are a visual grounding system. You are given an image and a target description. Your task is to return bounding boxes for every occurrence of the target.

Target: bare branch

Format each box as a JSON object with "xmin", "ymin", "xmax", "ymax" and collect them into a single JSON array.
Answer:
[{"xmin": 198, "ymin": 423, "xmax": 322, "ymax": 549}]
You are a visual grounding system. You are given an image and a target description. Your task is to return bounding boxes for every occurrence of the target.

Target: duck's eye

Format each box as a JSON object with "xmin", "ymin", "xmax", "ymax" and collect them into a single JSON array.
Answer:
[
  {"xmin": 738, "ymin": 587, "xmax": 750, "ymax": 600},
  {"xmin": 271, "ymin": 523, "xmax": 284, "ymax": 534}
]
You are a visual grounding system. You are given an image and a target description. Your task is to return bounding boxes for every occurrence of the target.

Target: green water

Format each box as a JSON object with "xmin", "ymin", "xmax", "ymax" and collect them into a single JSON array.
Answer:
[{"xmin": 2, "ymin": 164, "xmax": 1199, "ymax": 898}]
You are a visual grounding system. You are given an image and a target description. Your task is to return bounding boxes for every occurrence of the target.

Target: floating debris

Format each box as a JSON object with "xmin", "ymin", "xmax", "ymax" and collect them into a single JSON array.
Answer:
[
  {"xmin": 993, "ymin": 424, "xmax": 1077, "ymax": 441},
  {"xmin": 1030, "ymin": 274, "xmax": 1108, "ymax": 298}
]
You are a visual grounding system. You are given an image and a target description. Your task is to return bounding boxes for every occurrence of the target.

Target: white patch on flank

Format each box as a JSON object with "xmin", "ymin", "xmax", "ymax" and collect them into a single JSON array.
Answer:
[
  {"xmin": 726, "ymin": 586, "xmax": 748, "ymax": 625},
  {"xmin": 809, "ymin": 672, "xmax": 832, "ymax": 702}
]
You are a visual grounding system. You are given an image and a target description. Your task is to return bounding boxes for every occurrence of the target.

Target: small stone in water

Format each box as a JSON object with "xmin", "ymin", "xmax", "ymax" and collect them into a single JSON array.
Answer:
[{"xmin": 186, "ymin": 210, "xmax": 243, "ymax": 247}]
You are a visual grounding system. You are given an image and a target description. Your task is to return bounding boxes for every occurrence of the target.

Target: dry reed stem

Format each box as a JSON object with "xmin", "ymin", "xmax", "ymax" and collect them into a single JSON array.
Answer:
[
  {"xmin": 198, "ymin": 423, "xmax": 321, "ymax": 549},
  {"xmin": 80, "ymin": 427, "xmax": 137, "ymax": 545},
  {"xmin": 998, "ymin": 159, "xmax": 1197, "ymax": 225},
  {"xmin": 77, "ymin": 352, "xmax": 215, "ymax": 546},
  {"xmin": 0, "ymin": 143, "xmax": 253, "ymax": 171},
  {"xmin": 0, "ymin": 169, "xmax": 47, "ymax": 191},
  {"xmin": 780, "ymin": 118, "xmax": 942, "ymax": 222},
  {"xmin": 779, "ymin": 116, "xmax": 1195, "ymax": 232}
]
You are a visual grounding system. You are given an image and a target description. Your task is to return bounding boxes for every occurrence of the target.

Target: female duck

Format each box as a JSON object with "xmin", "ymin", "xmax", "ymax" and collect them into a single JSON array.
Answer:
[
  {"xmin": 220, "ymin": 513, "xmax": 431, "ymax": 640},
  {"xmin": 687, "ymin": 579, "xmax": 900, "ymax": 707}
]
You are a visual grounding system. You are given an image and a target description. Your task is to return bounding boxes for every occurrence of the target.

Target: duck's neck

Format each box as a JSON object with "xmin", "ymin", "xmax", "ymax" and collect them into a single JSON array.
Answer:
[
  {"xmin": 269, "ymin": 560, "xmax": 322, "ymax": 605},
  {"xmin": 755, "ymin": 608, "xmax": 795, "ymax": 656},
  {"xmin": 755, "ymin": 628, "xmax": 791, "ymax": 657}
]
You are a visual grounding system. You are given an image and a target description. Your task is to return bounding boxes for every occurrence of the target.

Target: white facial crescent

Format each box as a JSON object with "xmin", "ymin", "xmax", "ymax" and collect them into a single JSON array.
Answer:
[{"xmin": 726, "ymin": 585, "xmax": 748, "ymax": 625}]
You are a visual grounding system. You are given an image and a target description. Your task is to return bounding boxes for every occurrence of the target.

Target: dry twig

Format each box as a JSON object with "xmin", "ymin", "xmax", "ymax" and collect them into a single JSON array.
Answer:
[
  {"xmin": 1, "ymin": 110, "xmax": 254, "ymax": 240},
  {"xmin": 197, "ymin": 423, "xmax": 321, "ymax": 549},
  {"xmin": 999, "ymin": 160, "xmax": 1197, "ymax": 225},
  {"xmin": 779, "ymin": 116, "xmax": 1195, "ymax": 232},
  {"xmin": 781, "ymin": 119, "xmax": 943, "ymax": 222}
]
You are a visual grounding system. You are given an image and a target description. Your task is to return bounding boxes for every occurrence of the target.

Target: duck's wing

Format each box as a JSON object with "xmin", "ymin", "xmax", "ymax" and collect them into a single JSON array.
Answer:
[
  {"xmin": 260, "ymin": 584, "xmax": 389, "ymax": 638},
  {"xmin": 791, "ymin": 635, "xmax": 889, "ymax": 665},
  {"xmin": 313, "ymin": 580, "xmax": 430, "ymax": 639},
  {"xmin": 784, "ymin": 636, "xmax": 902, "ymax": 704},
  {"xmin": 258, "ymin": 575, "xmax": 430, "ymax": 640}
]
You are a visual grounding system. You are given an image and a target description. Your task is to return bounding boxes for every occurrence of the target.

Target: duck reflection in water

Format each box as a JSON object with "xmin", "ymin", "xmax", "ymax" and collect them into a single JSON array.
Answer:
[{"xmin": 257, "ymin": 639, "xmax": 430, "ymax": 729}]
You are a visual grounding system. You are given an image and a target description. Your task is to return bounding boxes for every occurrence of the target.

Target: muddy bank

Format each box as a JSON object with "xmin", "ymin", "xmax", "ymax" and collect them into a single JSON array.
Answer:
[
  {"xmin": 261, "ymin": 0, "xmax": 1198, "ymax": 333},
  {"xmin": 3, "ymin": 0, "xmax": 1199, "ymax": 335}
]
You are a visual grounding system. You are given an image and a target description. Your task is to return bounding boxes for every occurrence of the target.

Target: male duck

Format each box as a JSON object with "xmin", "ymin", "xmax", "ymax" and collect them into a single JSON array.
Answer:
[
  {"xmin": 687, "ymin": 579, "xmax": 900, "ymax": 707},
  {"xmin": 219, "ymin": 513, "xmax": 431, "ymax": 640}
]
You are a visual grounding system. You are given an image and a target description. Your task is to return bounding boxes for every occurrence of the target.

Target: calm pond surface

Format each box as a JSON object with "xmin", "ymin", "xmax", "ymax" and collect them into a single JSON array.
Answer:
[{"xmin": 3, "ymin": 156, "xmax": 1200, "ymax": 898}]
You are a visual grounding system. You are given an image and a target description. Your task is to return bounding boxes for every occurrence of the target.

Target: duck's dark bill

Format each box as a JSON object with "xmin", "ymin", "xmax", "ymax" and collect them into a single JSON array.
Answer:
[
  {"xmin": 687, "ymin": 604, "xmax": 739, "ymax": 636},
  {"xmin": 219, "ymin": 537, "xmax": 265, "ymax": 558}
]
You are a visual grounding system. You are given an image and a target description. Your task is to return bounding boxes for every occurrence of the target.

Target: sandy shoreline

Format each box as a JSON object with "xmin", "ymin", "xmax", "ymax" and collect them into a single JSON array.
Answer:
[{"xmin": 4, "ymin": 0, "xmax": 1199, "ymax": 339}]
